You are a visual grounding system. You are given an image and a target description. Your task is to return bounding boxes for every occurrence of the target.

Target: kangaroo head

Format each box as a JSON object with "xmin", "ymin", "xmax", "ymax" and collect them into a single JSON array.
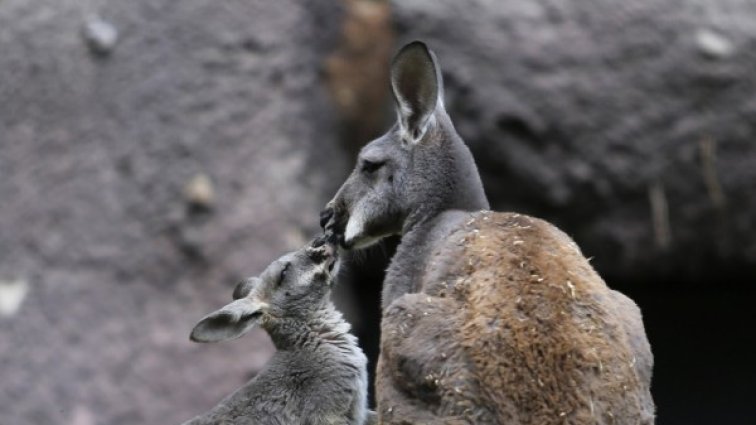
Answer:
[
  {"xmin": 190, "ymin": 237, "xmax": 339, "ymax": 343},
  {"xmin": 321, "ymin": 41, "xmax": 488, "ymax": 249}
]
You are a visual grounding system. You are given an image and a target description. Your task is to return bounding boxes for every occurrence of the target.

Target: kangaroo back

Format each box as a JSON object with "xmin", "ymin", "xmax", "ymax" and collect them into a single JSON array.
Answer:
[{"xmin": 377, "ymin": 211, "xmax": 654, "ymax": 424}]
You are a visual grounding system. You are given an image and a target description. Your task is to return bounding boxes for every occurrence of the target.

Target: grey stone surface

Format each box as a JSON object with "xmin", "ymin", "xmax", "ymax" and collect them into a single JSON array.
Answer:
[
  {"xmin": 392, "ymin": 0, "xmax": 756, "ymax": 281},
  {"xmin": 0, "ymin": 1, "xmax": 348, "ymax": 424},
  {"xmin": 3, "ymin": 0, "xmax": 756, "ymax": 423}
]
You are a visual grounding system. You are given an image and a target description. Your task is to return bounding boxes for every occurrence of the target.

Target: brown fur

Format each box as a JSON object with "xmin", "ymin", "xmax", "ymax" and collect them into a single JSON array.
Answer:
[
  {"xmin": 377, "ymin": 211, "xmax": 654, "ymax": 424},
  {"xmin": 324, "ymin": 0, "xmax": 393, "ymax": 151}
]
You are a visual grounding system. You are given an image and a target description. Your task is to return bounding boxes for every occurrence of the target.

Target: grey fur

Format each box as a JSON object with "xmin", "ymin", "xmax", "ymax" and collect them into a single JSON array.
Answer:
[
  {"xmin": 322, "ymin": 41, "xmax": 489, "ymax": 309},
  {"xmin": 183, "ymin": 242, "xmax": 374, "ymax": 425},
  {"xmin": 322, "ymin": 41, "xmax": 654, "ymax": 423}
]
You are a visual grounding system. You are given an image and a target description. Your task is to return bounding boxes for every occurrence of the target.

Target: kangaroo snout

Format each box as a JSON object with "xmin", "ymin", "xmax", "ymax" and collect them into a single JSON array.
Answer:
[
  {"xmin": 320, "ymin": 202, "xmax": 349, "ymax": 245},
  {"xmin": 319, "ymin": 207, "xmax": 334, "ymax": 230}
]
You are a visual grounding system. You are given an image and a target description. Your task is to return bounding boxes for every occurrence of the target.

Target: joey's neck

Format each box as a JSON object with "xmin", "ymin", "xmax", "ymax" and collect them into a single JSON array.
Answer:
[{"xmin": 266, "ymin": 303, "xmax": 356, "ymax": 352}]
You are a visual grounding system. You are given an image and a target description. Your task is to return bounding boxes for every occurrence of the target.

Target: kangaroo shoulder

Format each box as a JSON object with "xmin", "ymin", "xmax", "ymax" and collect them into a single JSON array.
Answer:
[{"xmin": 420, "ymin": 211, "xmax": 588, "ymax": 294}]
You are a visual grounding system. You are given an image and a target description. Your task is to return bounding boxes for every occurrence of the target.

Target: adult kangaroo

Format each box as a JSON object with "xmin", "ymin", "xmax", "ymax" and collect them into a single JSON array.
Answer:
[{"xmin": 321, "ymin": 41, "xmax": 654, "ymax": 424}]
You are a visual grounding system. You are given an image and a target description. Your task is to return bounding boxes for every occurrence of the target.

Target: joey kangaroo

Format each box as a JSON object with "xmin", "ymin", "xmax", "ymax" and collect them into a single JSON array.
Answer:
[
  {"xmin": 183, "ymin": 238, "xmax": 375, "ymax": 425},
  {"xmin": 321, "ymin": 42, "xmax": 654, "ymax": 424}
]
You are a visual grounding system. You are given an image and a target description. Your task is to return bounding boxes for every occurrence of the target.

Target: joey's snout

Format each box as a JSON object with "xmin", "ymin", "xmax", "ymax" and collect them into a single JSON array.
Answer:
[
  {"xmin": 308, "ymin": 238, "xmax": 339, "ymax": 273},
  {"xmin": 323, "ymin": 244, "xmax": 338, "ymax": 273}
]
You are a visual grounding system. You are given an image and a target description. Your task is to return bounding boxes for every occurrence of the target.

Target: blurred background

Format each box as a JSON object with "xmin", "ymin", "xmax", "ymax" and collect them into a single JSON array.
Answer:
[{"xmin": 1, "ymin": 0, "xmax": 755, "ymax": 424}]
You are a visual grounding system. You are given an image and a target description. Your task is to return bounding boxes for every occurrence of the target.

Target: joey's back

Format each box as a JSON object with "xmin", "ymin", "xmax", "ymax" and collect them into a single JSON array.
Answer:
[{"xmin": 377, "ymin": 211, "xmax": 654, "ymax": 424}]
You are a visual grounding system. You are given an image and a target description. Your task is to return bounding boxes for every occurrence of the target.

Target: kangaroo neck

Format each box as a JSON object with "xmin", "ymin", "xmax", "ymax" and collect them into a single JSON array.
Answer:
[
  {"xmin": 402, "ymin": 193, "xmax": 487, "ymax": 235},
  {"xmin": 266, "ymin": 304, "xmax": 356, "ymax": 353},
  {"xmin": 383, "ymin": 209, "xmax": 473, "ymax": 310},
  {"xmin": 381, "ymin": 114, "xmax": 489, "ymax": 309},
  {"xmin": 386, "ymin": 129, "xmax": 489, "ymax": 309}
]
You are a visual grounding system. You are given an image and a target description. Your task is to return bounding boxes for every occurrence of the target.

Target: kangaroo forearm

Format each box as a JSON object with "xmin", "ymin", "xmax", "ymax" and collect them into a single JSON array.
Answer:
[{"xmin": 375, "ymin": 392, "xmax": 449, "ymax": 425}]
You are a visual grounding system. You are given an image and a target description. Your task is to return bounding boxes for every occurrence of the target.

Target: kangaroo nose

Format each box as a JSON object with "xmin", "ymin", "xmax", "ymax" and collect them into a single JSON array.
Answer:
[{"xmin": 319, "ymin": 207, "xmax": 334, "ymax": 230}]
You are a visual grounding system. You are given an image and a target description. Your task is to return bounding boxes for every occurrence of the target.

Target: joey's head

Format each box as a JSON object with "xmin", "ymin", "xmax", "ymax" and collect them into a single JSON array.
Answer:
[
  {"xmin": 190, "ymin": 237, "xmax": 340, "ymax": 343},
  {"xmin": 321, "ymin": 41, "xmax": 488, "ymax": 249}
]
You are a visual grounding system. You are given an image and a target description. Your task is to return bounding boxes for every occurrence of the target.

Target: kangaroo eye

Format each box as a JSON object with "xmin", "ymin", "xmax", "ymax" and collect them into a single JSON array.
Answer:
[
  {"xmin": 278, "ymin": 263, "xmax": 291, "ymax": 285},
  {"xmin": 361, "ymin": 160, "xmax": 385, "ymax": 174}
]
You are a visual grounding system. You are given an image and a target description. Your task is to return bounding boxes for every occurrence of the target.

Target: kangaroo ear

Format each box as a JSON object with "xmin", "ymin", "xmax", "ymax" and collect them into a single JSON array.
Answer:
[
  {"xmin": 390, "ymin": 41, "xmax": 443, "ymax": 144},
  {"xmin": 190, "ymin": 298, "xmax": 266, "ymax": 343}
]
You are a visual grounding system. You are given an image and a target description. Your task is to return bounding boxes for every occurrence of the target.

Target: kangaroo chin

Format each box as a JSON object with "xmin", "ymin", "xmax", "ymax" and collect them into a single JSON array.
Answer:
[
  {"xmin": 343, "ymin": 209, "xmax": 366, "ymax": 248},
  {"xmin": 343, "ymin": 209, "xmax": 385, "ymax": 250}
]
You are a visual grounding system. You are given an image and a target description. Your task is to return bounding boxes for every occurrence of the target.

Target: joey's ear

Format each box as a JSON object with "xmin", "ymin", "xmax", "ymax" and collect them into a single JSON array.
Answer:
[
  {"xmin": 190, "ymin": 298, "xmax": 267, "ymax": 343},
  {"xmin": 390, "ymin": 41, "xmax": 443, "ymax": 143}
]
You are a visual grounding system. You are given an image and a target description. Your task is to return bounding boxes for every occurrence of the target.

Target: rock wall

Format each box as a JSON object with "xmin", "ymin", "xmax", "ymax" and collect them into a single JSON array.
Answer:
[
  {"xmin": 392, "ymin": 0, "xmax": 756, "ymax": 281},
  {"xmin": 0, "ymin": 1, "xmax": 349, "ymax": 424},
  {"xmin": 2, "ymin": 0, "xmax": 755, "ymax": 424}
]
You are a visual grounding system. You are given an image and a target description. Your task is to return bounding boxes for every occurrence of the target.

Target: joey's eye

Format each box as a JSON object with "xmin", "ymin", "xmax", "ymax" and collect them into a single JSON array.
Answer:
[
  {"xmin": 278, "ymin": 263, "xmax": 291, "ymax": 285},
  {"xmin": 361, "ymin": 160, "xmax": 385, "ymax": 174}
]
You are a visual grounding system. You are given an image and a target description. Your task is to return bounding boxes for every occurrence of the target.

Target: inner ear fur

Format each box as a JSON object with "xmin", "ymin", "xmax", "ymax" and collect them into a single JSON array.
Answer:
[
  {"xmin": 190, "ymin": 298, "xmax": 263, "ymax": 343},
  {"xmin": 390, "ymin": 41, "xmax": 442, "ymax": 141}
]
